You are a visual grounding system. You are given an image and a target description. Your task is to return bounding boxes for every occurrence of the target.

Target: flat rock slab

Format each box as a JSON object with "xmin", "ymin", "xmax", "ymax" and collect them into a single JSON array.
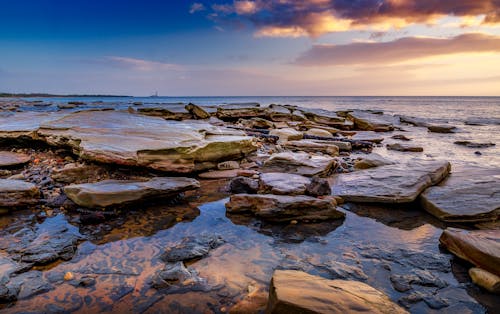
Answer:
[
  {"xmin": 260, "ymin": 172, "xmax": 311, "ymax": 195},
  {"xmin": 283, "ymin": 140, "xmax": 339, "ymax": 156},
  {"xmin": 266, "ymin": 270, "xmax": 408, "ymax": 314},
  {"xmin": 0, "ymin": 151, "xmax": 30, "ymax": 167},
  {"xmin": 420, "ymin": 168, "xmax": 500, "ymax": 222},
  {"xmin": 427, "ymin": 124, "xmax": 456, "ymax": 133},
  {"xmin": 225, "ymin": 194, "xmax": 344, "ymax": 222},
  {"xmin": 160, "ymin": 234, "xmax": 225, "ymax": 263},
  {"xmin": 0, "ymin": 112, "xmax": 67, "ymax": 140},
  {"xmin": 351, "ymin": 131, "xmax": 385, "ymax": 143},
  {"xmin": 331, "ymin": 160, "xmax": 450, "ymax": 203},
  {"xmin": 64, "ymin": 177, "xmax": 200, "ymax": 208},
  {"xmin": 348, "ymin": 111, "xmax": 395, "ymax": 132},
  {"xmin": 387, "ymin": 143, "xmax": 424, "ymax": 152},
  {"xmin": 0, "ymin": 179, "xmax": 40, "ymax": 207},
  {"xmin": 37, "ymin": 111, "xmax": 256, "ymax": 173},
  {"xmin": 263, "ymin": 152, "xmax": 336, "ymax": 177},
  {"xmin": 354, "ymin": 153, "xmax": 395, "ymax": 169},
  {"xmin": 439, "ymin": 228, "xmax": 500, "ymax": 277},
  {"xmin": 454, "ymin": 141, "xmax": 495, "ymax": 148}
]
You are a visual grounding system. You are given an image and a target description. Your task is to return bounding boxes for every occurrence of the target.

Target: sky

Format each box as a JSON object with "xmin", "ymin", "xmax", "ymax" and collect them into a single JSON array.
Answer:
[{"xmin": 1, "ymin": 0, "xmax": 500, "ymax": 96}]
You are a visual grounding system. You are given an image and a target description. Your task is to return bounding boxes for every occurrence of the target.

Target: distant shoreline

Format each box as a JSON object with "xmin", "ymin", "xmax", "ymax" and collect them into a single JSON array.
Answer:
[{"xmin": 0, "ymin": 93, "xmax": 131, "ymax": 98}]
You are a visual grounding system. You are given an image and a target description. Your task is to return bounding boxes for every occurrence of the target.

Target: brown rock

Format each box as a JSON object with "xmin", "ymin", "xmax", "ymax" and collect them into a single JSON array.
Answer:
[
  {"xmin": 0, "ymin": 179, "xmax": 40, "ymax": 208},
  {"xmin": 387, "ymin": 143, "xmax": 423, "ymax": 152},
  {"xmin": 0, "ymin": 151, "xmax": 31, "ymax": 167},
  {"xmin": 263, "ymin": 152, "xmax": 336, "ymax": 177},
  {"xmin": 469, "ymin": 268, "xmax": 500, "ymax": 294},
  {"xmin": 185, "ymin": 103, "xmax": 211, "ymax": 119}
]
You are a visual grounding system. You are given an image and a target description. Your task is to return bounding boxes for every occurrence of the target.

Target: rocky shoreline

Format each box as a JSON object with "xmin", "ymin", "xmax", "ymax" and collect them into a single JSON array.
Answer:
[{"xmin": 0, "ymin": 99, "xmax": 498, "ymax": 313}]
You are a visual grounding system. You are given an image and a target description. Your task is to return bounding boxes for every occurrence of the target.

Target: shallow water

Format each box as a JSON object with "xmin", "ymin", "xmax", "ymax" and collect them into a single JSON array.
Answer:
[{"xmin": 1, "ymin": 96, "xmax": 499, "ymax": 313}]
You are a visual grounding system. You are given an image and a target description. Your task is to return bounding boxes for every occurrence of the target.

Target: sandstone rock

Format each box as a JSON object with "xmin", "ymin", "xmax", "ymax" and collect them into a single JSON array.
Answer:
[
  {"xmin": 138, "ymin": 104, "xmax": 192, "ymax": 120},
  {"xmin": 0, "ymin": 179, "xmax": 40, "ymax": 208},
  {"xmin": 399, "ymin": 115, "xmax": 429, "ymax": 127},
  {"xmin": 263, "ymin": 152, "xmax": 336, "ymax": 177},
  {"xmin": 0, "ymin": 112, "xmax": 66, "ymax": 141},
  {"xmin": 387, "ymin": 143, "xmax": 423, "ymax": 152},
  {"xmin": 331, "ymin": 160, "xmax": 450, "ymax": 203},
  {"xmin": 51, "ymin": 163, "xmax": 106, "ymax": 183},
  {"xmin": 37, "ymin": 111, "xmax": 256, "ymax": 173},
  {"xmin": 282, "ymin": 140, "xmax": 339, "ymax": 156},
  {"xmin": 226, "ymin": 194, "xmax": 344, "ymax": 222},
  {"xmin": 439, "ymin": 228, "xmax": 500, "ymax": 276},
  {"xmin": 229, "ymin": 177, "xmax": 259, "ymax": 194},
  {"xmin": 391, "ymin": 134, "xmax": 411, "ymax": 141},
  {"xmin": 420, "ymin": 168, "xmax": 499, "ymax": 222},
  {"xmin": 305, "ymin": 128, "xmax": 333, "ymax": 138},
  {"xmin": 306, "ymin": 177, "xmax": 331, "ymax": 197},
  {"xmin": 469, "ymin": 268, "xmax": 500, "ymax": 294},
  {"xmin": 269, "ymin": 128, "xmax": 303, "ymax": 142},
  {"xmin": 217, "ymin": 103, "xmax": 267, "ymax": 120},
  {"xmin": 464, "ymin": 117, "xmax": 500, "ymax": 126},
  {"xmin": 217, "ymin": 161, "xmax": 240, "ymax": 170},
  {"xmin": 64, "ymin": 177, "xmax": 199, "ymax": 208},
  {"xmin": 427, "ymin": 125, "xmax": 456, "ymax": 133},
  {"xmin": 0, "ymin": 151, "xmax": 30, "ymax": 167},
  {"xmin": 267, "ymin": 104, "xmax": 293, "ymax": 122},
  {"xmin": 310, "ymin": 139, "xmax": 352, "ymax": 151},
  {"xmin": 266, "ymin": 270, "xmax": 407, "ymax": 314},
  {"xmin": 351, "ymin": 131, "xmax": 384, "ymax": 143},
  {"xmin": 299, "ymin": 108, "xmax": 348, "ymax": 128},
  {"xmin": 199, "ymin": 169, "xmax": 240, "ymax": 179},
  {"xmin": 185, "ymin": 103, "xmax": 211, "ymax": 119},
  {"xmin": 160, "ymin": 234, "xmax": 225, "ymax": 263},
  {"xmin": 260, "ymin": 173, "xmax": 311, "ymax": 195},
  {"xmin": 454, "ymin": 141, "xmax": 495, "ymax": 148},
  {"xmin": 354, "ymin": 153, "xmax": 395, "ymax": 169},
  {"xmin": 348, "ymin": 111, "xmax": 395, "ymax": 132}
]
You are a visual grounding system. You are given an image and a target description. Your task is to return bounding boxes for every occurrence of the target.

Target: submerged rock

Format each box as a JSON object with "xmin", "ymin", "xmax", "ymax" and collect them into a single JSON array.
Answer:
[
  {"xmin": 266, "ymin": 270, "xmax": 407, "ymax": 314},
  {"xmin": 420, "ymin": 169, "xmax": 499, "ymax": 222},
  {"xmin": 225, "ymin": 194, "xmax": 344, "ymax": 222},
  {"xmin": 64, "ymin": 177, "xmax": 200, "ymax": 208},
  {"xmin": 36, "ymin": 111, "xmax": 256, "ymax": 173},
  {"xmin": 387, "ymin": 143, "xmax": 424, "ymax": 152},
  {"xmin": 439, "ymin": 228, "xmax": 500, "ymax": 277},
  {"xmin": 331, "ymin": 160, "xmax": 450, "ymax": 203},
  {"xmin": 259, "ymin": 172, "xmax": 311, "ymax": 195},
  {"xmin": 0, "ymin": 151, "xmax": 31, "ymax": 167},
  {"xmin": 348, "ymin": 111, "xmax": 395, "ymax": 132},
  {"xmin": 454, "ymin": 141, "xmax": 495, "ymax": 148},
  {"xmin": 351, "ymin": 131, "xmax": 385, "ymax": 143},
  {"xmin": 229, "ymin": 176, "xmax": 259, "ymax": 194},
  {"xmin": 0, "ymin": 179, "xmax": 40, "ymax": 208},
  {"xmin": 160, "ymin": 234, "xmax": 225, "ymax": 263},
  {"xmin": 263, "ymin": 152, "xmax": 336, "ymax": 177}
]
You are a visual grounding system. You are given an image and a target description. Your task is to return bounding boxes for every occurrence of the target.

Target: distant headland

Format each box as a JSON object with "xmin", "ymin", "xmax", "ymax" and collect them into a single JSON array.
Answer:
[{"xmin": 0, "ymin": 92, "xmax": 131, "ymax": 98}]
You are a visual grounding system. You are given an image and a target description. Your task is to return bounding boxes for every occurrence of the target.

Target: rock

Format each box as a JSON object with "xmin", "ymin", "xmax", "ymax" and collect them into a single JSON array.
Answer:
[
  {"xmin": 150, "ymin": 262, "xmax": 199, "ymax": 289},
  {"xmin": 225, "ymin": 194, "xmax": 344, "ymax": 222},
  {"xmin": 420, "ymin": 169, "xmax": 499, "ymax": 222},
  {"xmin": 390, "ymin": 270, "xmax": 448, "ymax": 292},
  {"xmin": 269, "ymin": 128, "xmax": 303, "ymax": 142},
  {"xmin": 267, "ymin": 104, "xmax": 293, "ymax": 122},
  {"xmin": 469, "ymin": 268, "xmax": 500, "ymax": 294},
  {"xmin": 160, "ymin": 234, "xmax": 225, "ymax": 263},
  {"xmin": 399, "ymin": 115, "xmax": 429, "ymax": 127},
  {"xmin": 239, "ymin": 117, "xmax": 275, "ymax": 129},
  {"xmin": 310, "ymin": 139, "xmax": 352, "ymax": 151},
  {"xmin": 185, "ymin": 103, "xmax": 210, "ymax": 119},
  {"xmin": 306, "ymin": 177, "xmax": 331, "ymax": 197},
  {"xmin": 387, "ymin": 143, "xmax": 424, "ymax": 152},
  {"xmin": 427, "ymin": 125, "xmax": 456, "ymax": 133},
  {"xmin": 391, "ymin": 134, "xmax": 411, "ymax": 141},
  {"xmin": 58, "ymin": 104, "xmax": 76, "ymax": 110},
  {"xmin": 322, "ymin": 261, "xmax": 368, "ymax": 281},
  {"xmin": 0, "ymin": 151, "xmax": 30, "ymax": 167},
  {"xmin": 454, "ymin": 141, "xmax": 495, "ymax": 148},
  {"xmin": 0, "ymin": 112, "xmax": 66, "ymax": 141},
  {"xmin": 51, "ymin": 163, "xmax": 106, "ymax": 183},
  {"xmin": 351, "ymin": 131, "xmax": 385, "ymax": 143},
  {"xmin": 229, "ymin": 177, "xmax": 259, "ymax": 194},
  {"xmin": 5, "ymin": 271, "xmax": 53, "ymax": 300},
  {"xmin": 299, "ymin": 108, "xmax": 349, "ymax": 128},
  {"xmin": 138, "ymin": 104, "xmax": 192, "ymax": 120},
  {"xmin": 464, "ymin": 117, "xmax": 500, "ymax": 126},
  {"xmin": 331, "ymin": 160, "xmax": 450, "ymax": 203},
  {"xmin": 347, "ymin": 111, "xmax": 395, "ymax": 132},
  {"xmin": 0, "ymin": 179, "xmax": 40, "ymax": 208},
  {"xmin": 260, "ymin": 172, "xmax": 311, "ymax": 195},
  {"xmin": 263, "ymin": 152, "xmax": 336, "ymax": 177},
  {"xmin": 199, "ymin": 169, "xmax": 240, "ymax": 179},
  {"xmin": 305, "ymin": 128, "xmax": 333, "ymax": 138},
  {"xmin": 439, "ymin": 228, "xmax": 500, "ymax": 276},
  {"xmin": 36, "ymin": 111, "xmax": 256, "ymax": 173},
  {"xmin": 217, "ymin": 160, "xmax": 240, "ymax": 170},
  {"xmin": 217, "ymin": 103, "xmax": 268, "ymax": 120},
  {"xmin": 282, "ymin": 140, "xmax": 339, "ymax": 156},
  {"xmin": 64, "ymin": 177, "xmax": 200, "ymax": 208},
  {"xmin": 266, "ymin": 270, "xmax": 407, "ymax": 314},
  {"xmin": 354, "ymin": 153, "xmax": 395, "ymax": 169}
]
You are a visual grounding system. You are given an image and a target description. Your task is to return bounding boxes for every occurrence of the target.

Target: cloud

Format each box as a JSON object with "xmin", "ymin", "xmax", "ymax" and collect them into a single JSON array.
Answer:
[
  {"xmin": 189, "ymin": 3, "xmax": 206, "ymax": 14},
  {"xmin": 204, "ymin": 0, "xmax": 500, "ymax": 37},
  {"xmin": 295, "ymin": 33, "xmax": 500, "ymax": 66},
  {"xmin": 105, "ymin": 57, "xmax": 182, "ymax": 71}
]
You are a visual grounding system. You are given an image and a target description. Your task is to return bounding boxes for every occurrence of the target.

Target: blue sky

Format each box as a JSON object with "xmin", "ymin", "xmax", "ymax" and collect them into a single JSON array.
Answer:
[{"xmin": 1, "ymin": 0, "xmax": 500, "ymax": 95}]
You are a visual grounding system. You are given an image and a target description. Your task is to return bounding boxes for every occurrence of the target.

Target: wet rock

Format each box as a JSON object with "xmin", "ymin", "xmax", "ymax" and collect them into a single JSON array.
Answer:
[
  {"xmin": 399, "ymin": 115, "xmax": 430, "ymax": 127},
  {"xmin": 282, "ymin": 140, "xmax": 339, "ymax": 156},
  {"xmin": 439, "ymin": 228, "xmax": 500, "ymax": 276},
  {"xmin": 229, "ymin": 176, "xmax": 259, "ymax": 194},
  {"xmin": 150, "ymin": 262, "xmax": 198, "ymax": 289},
  {"xmin": 305, "ymin": 128, "xmax": 333, "ymax": 138},
  {"xmin": 263, "ymin": 152, "xmax": 336, "ymax": 177},
  {"xmin": 469, "ymin": 267, "xmax": 500, "ymax": 294},
  {"xmin": 420, "ymin": 169, "xmax": 499, "ymax": 222},
  {"xmin": 427, "ymin": 124, "xmax": 456, "ymax": 133},
  {"xmin": 217, "ymin": 103, "xmax": 267, "ymax": 120},
  {"xmin": 306, "ymin": 176, "xmax": 331, "ymax": 197},
  {"xmin": 321, "ymin": 261, "xmax": 368, "ymax": 281},
  {"xmin": 64, "ymin": 177, "xmax": 200, "ymax": 208},
  {"xmin": 51, "ymin": 163, "xmax": 106, "ymax": 183},
  {"xmin": 387, "ymin": 143, "xmax": 423, "ymax": 152},
  {"xmin": 464, "ymin": 117, "xmax": 500, "ymax": 126},
  {"xmin": 36, "ymin": 111, "xmax": 256, "ymax": 173},
  {"xmin": 217, "ymin": 160, "xmax": 240, "ymax": 170},
  {"xmin": 331, "ymin": 160, "xmax": 450, "ymax": 203},
  {"xmin": 199, "ymin": 169, "xmax": 240, "ymax": 179},
  {"xmin": 351, "ymin": 131, "xmax": 385, "ymax": 143},
  {"xmin": 266, "ymin": 270, "xmax": 407, "ymax": 314},
  {"xmin": 269, "ymin": 128, "xmax": 303, "ymax": 142},
  {"xmin": 0, "ymin": 151, "xmax": 31, "ymax": 167},
  {"xmin": 5, "ymin": 271, "xmax": 53, "ymax": 300},
  {"xmin": 0, "ymin": 179, "xmax": 40, "ymax": 208},
  {"xmin": 391, "ymin": 134, "xmax": 411, "ymax": 141},
  {"xmin": 454, "ymin": 140, "xmax": 495, "ymax": 148},
  {"xmin": 354, "ymin": 153, "xmax": 395, "ymax": 169},
  {"xmin": 259, "ymin": 172, "xmax": 311, "ymax": 195},
  {"xmin": 390, "ymin": 270, "xmax": 448, "ymax": 292},
  {"xmin": 225, "ymin": 194, "xmax": 344, "ymax": 222},
  {"xmin": 185, "ymin": 103, "xmax": 211, "ymax": 119},
  {"xmin": 160, "ymin": 234, "xmax": 225, "ymax": 263},
  {"xmin": 348, "ymin": 110, "xmax": 395, "ymax": 132}
]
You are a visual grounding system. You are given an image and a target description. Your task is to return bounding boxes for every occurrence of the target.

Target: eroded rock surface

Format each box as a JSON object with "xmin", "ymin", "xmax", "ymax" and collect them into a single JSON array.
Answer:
[
  {"xmin": 160, "ymin": 234, "xmax": 225, "ymax": 263},
  {"xmin": 0, "ymin": 151, "xmax": 31, "ymax": 167},
  {"xmin": 0, "ymin": 179, "xmax": 40, "ymax": 208},
  {"xmin": 263, "ymin": 152, "xmax": 336, "ymax": 177},
  {"xmin": 348, "ymin": 111, "xmax": 395, "ymax": 132},
  {"xmin": 259, "ymin": 172, "xmax": 311, "ymax": 195}
]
